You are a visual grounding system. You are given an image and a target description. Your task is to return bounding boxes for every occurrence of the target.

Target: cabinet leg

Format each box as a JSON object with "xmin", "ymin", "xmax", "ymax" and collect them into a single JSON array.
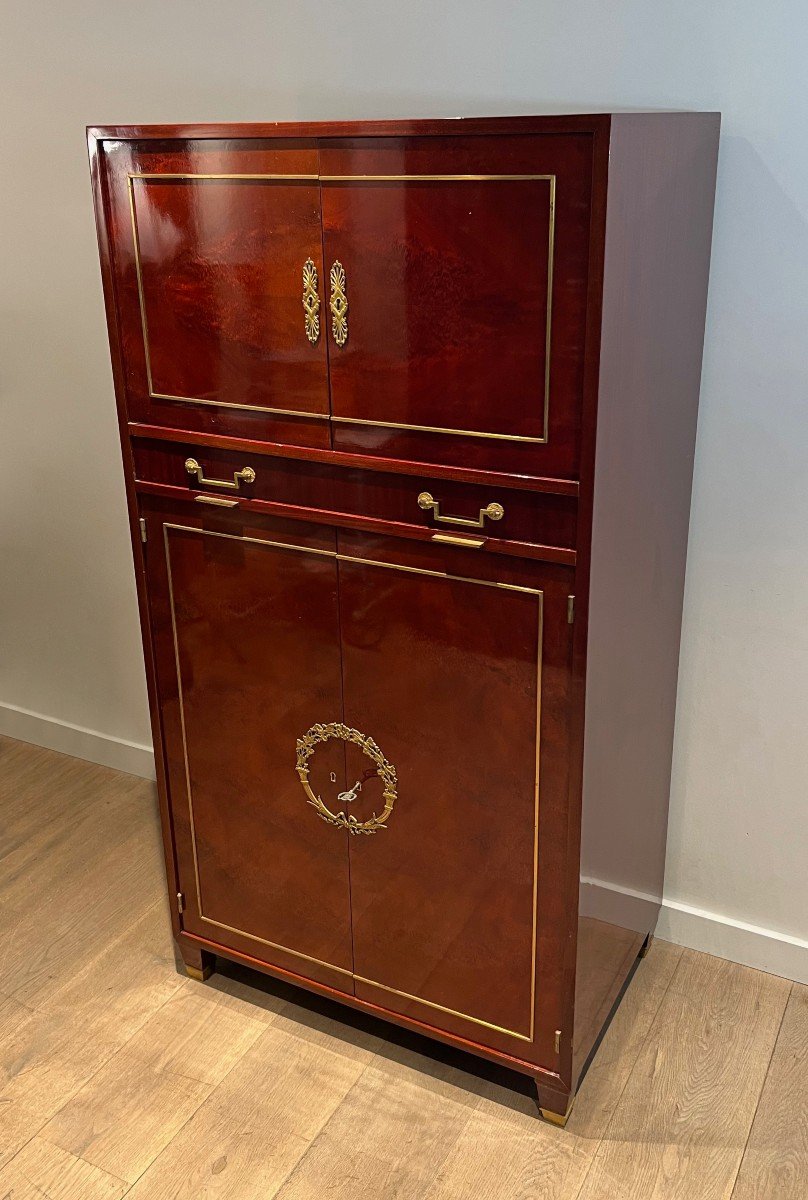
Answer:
[
  {"xmin": 535, "ymin": 1080, "xmax": 573, "ymax": 1127},
  {"xmin": 179, "ymin": 943, "xmax": 215, "ymax": 982},
  {"xmin": 639, "ymin": 932, "xmax": 654, "ymax": 959}
]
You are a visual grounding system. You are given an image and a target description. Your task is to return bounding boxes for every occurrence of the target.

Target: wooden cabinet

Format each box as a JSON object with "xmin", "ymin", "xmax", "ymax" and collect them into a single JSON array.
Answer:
[{"xmin": 89, "ymin": 113, "xmax": 720, "ymax": 1123}]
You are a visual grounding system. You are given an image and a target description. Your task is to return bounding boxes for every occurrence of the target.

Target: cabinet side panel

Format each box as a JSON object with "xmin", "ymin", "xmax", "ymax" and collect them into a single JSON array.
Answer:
[{"xmin": 575, "ymin": 113, "xmax": 720, "ymax": 1081}]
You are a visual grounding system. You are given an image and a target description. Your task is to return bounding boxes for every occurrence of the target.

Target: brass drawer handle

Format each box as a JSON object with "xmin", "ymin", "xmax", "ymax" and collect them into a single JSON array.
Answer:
[
  {"xmin": 184, "ymin": 458, "xmax": 256, "ymax": 491},
  {"xmin": 302, "ymin": 257, "xmax": 321, "ymax": 345},
  {"xmin": 329, "ymin": 261, "xmax": 348, "ymax": 347},
  {"xmin": 417, "ymin": 491, "xmax": 505, "ymax": 528}
]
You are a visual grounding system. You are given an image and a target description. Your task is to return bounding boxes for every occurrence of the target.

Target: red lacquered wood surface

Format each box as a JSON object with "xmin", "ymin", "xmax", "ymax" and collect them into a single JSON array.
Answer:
[
  {"xmin": 99, "ymin": 138, "xmax": 332, "ymax": 443},
  {"xmin": 142, "ymin": 499, "xmax": 354, "ymax": 991},
  {"xmin": 89, "ymin": 114, "xmax": 719, "ymax": 1119},
  {"xmin": 128, "ymin": 421, "xmax": 582, "ymax": 495},
  {"xmin": 340, "ymin": 552, "xmax": 540, "ymax": 1048},
  {"xmin": 334, "ymin": 530, "xmax": 574, "ymax": 1069},
  {"xmin": 321, "ymin": 135, "xmax": 594, "ymax": 478},
  {"xmin": 130, "ymin": 436, "xmax": 579, "ymax": 555}
]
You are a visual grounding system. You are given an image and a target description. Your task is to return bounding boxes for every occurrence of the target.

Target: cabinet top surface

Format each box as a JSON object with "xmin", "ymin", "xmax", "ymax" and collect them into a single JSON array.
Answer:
[{"xmin": 88, "ymin": 112, "xmax": 718, "ymax": 142}]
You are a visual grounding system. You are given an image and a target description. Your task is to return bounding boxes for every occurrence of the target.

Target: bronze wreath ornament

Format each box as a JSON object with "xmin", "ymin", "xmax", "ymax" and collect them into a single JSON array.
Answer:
[{"xmin": 295, "ymin": 722, "xmax": 397, "ymax": 835}]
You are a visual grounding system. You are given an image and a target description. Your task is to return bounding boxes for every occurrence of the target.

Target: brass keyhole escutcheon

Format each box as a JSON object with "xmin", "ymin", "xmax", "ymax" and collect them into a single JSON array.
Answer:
[{"xmin": 295, "ymin": 723, "xmax": 397, "ymax": 835}]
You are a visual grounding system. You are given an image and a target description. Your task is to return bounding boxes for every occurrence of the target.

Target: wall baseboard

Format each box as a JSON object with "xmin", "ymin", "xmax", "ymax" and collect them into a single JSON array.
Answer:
[
  {"xmin": 582, "ymin": 877, "xmax": 808, "ymax": 985},
  {"xmin": 0, "ymin": 701, "xmax": 156, "ymax": 780}
]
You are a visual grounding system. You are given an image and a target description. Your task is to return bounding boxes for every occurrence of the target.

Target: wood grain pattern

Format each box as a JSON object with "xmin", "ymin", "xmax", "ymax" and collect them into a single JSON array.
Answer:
[
  {"xmin": 274, "ymin": 1045, "xmax": 481, "ymax": 1200},
  {"xmin": 41, "ymin": 990, "xmax": 266, "ymax": 1184},
  {"xmin": 731, "ymin": 984, "xmax": 808, "ymax": 1200},
  {"xmin": 89, "ymin": 116, "xmax": 721, "ymax": 1118},
  {"xmin": 0, "ymin": 740, "xmax": 803, "ymax": 1199},
  {"xmin": 124, "ymin": 1011, "xmax": 380, "ymax": 1199},
  {"xmin": 0, "ymin": 1137, "xmax": 128, "ymax": 1200},
  {"xmin": 0, "ymin": 1100, "xmax": 41, "ymax": 1172},
  {"xmin": 577, "ymin": 949, "xmax": 791, "ymax": 1200}
]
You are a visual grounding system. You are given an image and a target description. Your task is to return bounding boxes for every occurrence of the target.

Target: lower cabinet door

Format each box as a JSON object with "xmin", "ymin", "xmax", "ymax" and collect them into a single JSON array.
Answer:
[
  {"xmin": 335, "ymin": 534, "xmax": 568, "ymax": 1060},
  {"xmin": 144, "ymin": 505, "xmax": 354, "ymax": 990}
]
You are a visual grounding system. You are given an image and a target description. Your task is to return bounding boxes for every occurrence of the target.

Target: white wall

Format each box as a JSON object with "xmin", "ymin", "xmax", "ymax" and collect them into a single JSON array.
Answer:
[{"xmin": 1, "ymin": 1, "xmax": 806, "ymax": 977}]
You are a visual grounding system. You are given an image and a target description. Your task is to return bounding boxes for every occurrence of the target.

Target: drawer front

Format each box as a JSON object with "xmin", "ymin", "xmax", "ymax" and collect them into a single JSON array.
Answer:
[{"xmin": 132, "ymin": 438, "xmax": 578, "ymax": 560}]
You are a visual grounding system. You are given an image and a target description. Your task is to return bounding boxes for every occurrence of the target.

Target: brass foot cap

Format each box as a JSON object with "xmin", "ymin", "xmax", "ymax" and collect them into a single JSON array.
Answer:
[
  {"xmin": 185, "ymin": 963, "xmax": 213, "ymax": 982},
  {"xmin": 540, "ymin": 1106, "xmax": 571, "ymax": 1128}
]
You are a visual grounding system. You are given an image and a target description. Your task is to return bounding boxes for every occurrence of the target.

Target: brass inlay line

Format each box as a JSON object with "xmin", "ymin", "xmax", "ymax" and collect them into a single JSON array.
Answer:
[
  {"xmin": 352, "ymin": 975, "xmax": 534, "ymax": 1042},
  {"xmin": 319, "ymin": 174, "xmax": 554, "ymax": 182},
  {"xmin": 163, "ymin": 522, "xmax": 542, "ymax": 1040},
  {"xmin": 152, "ymin": 393, "xmax": 330, "ymax": 420},
  {"xmin": 332, "ymin": 415, "xmax": 542, "ymax": 442},
  {"xmin": 129, "ymin": 172, "xmax": 319, "ymax": 180},
  {"xmin": 337, "ymin": 551, "xmax": 543, "ymax": 596},
  {"xmin": 129, "ymin": 173, "xmax": 328, "ymax": 420},
  {"xmin": 321, "ymin": 172, "xmax": 555, "ymax": 446},
  {"xmin": 198, "ymin": 914, "xmax": 354, "ymax": 977},
  {"xmin": 127, "ymin": 172, "xmax": 555, "ymax": 443},
  {"xmin": 162, "ymin": 523, "xmax": 544, "ymax": 594}
]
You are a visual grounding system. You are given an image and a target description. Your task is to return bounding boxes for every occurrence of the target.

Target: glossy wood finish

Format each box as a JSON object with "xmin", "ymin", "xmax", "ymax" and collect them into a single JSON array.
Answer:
[
  {"xmin": 5, "ymin": 741, "xmax": 804, "ymax": 1200},
  {"xmin": 89, "ymin": 113, "xmax": 720, "ymax": 1120},
  {"xmin": 131, "ymin": 437, "xmax": 579, "ymax": 558},
  {"xmin": 128, "ymin": 421, "xmax": 582, "ymax": 495},
  {"xmin": 321, "ymin": 135, "xmax": 593, "ymax": 478},
  {"xmin": 322, "ymin": 170, "xmax": 553, "ymax": 440},
  {"xmin": 340, "ymin": 546, "xmax": 545, "ymax": 1051},
  {"xmin": 570, "ymin": 112, "xmax": 721, "ymax": 1091},
  {"xmin": 130, "ymin": 174, "xmax": 328, "ymax": 414},
  {"xmin": 99, "ymin": 138, "xmax": 331, "ymax": 449},
  {"xmin": 143, "ymin": 500, "xmax": 354, "ymax": 991}
]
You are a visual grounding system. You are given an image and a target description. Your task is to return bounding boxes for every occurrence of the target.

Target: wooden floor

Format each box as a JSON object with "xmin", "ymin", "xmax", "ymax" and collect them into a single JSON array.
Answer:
[{"xmin": 0, "ymin": 736, "xmax": 805, "ymax": 1199}]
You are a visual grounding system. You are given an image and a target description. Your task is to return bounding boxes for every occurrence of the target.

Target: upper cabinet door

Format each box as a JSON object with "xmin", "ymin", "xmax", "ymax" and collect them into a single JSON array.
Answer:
[
  {"xmin": 320, "ymin": 135, "xmax": 594, "ymax": 479},
  {"xmin": 99, "ymin": 140, "xmax": 331, "ymax": 443}
]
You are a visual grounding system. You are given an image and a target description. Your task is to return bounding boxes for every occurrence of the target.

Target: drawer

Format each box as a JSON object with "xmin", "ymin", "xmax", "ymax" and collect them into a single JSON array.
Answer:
[{"xmin": 132, "ymin": 438, "xmax": 578, "ymax": 562}]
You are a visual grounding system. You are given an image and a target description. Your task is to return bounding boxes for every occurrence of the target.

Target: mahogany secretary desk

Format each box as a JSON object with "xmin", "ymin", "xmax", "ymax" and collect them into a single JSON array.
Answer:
[{"xmin": 88, "ymin": 113, "xmax": 720, "ymax": 1124}]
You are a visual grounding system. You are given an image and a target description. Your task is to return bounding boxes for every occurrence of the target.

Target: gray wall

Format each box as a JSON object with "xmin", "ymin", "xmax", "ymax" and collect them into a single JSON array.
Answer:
[{"xmin": 1, "ymin": 0, "xmax": 806, "ymax": 976}]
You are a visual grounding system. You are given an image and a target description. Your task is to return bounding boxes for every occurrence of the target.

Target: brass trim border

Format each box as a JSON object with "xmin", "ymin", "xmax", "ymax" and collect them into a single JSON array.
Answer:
[
  {"xmin": 127, "ymin": 173, "xmax": 330, "ymax": 423},
  {"xmin": 127, "ymin": 172, "xmax": 555, "ymax": 442},
  {"xmin": 163, "ymin": 521, "xmax": 542, "ymax": 1042}
]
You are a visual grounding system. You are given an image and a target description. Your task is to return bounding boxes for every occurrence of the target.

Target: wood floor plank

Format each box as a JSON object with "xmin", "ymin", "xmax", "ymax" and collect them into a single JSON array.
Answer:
[
  {"xmin": 1, "ymin": 736, "xmax": 806, "ymax": 1200},
  {"xmin": 420, "ymin": 939, "xmax": 683, "ymax": 1200},
  {"xmin": 125, "ymin": 1003, "xmax": 382, "ymax": 1198},
  {"xmin": 0, "ymin": 993, "xmax": 122, "ymax": 1124},
  {"xmin": 0, "ymin": 1099, "xmax": 43, "ymax": 1171},
  {"xmin": 0, "ymin": 768, "xmax": 164, "ymax": 1009},
  {"xmin": 0, "ymin": 1134, "xmax": 128, "ymax": 1199},
  {"xmin": 576, "ymin": 949, "xmax": 792, "ymax": 1200},
  {"xmin": 0, "ymin": 904, "xmax": 191, "ymax": 1123},
  {"xmin": 274, "ymin": 1041, "xmax": 489, "ymax": 1199},
  {"xmin": 40, "ymin": 987, "xmax": 267, "ymax": 1183},
  {"xmin": 0, "ymin": 740, "xmax": 115, "ymax": 859},
  {"xmin": 731, "ymin": 983, "xmax": 808, "ymax": 1200}
]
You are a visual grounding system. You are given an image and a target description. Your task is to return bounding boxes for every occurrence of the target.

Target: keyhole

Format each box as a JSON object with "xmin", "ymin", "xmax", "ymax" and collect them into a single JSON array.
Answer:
[{"xmin": 330, "ymin": 772, "xmax": 337, "ymax": 784}]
